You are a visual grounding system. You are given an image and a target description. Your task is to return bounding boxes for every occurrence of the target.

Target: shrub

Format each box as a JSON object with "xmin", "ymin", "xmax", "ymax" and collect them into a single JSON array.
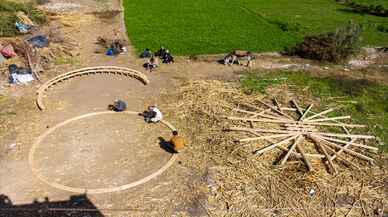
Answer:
[
  {"xmin": 377, "ymin": 24, "xmax": 388, "ymax": 33},
  {"xmin": 286, "ymin": 22, "xmax": 362, "ymax": 63},
  {"xmin": 341, "ymin": 1, "xmax": 388, "ymax": 17}
]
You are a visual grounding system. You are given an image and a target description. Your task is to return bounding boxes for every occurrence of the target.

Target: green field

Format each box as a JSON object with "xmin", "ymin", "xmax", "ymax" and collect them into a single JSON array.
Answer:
[{"xmin": 123, "ymin": 0, "xmax": 388, "ymax": 55}]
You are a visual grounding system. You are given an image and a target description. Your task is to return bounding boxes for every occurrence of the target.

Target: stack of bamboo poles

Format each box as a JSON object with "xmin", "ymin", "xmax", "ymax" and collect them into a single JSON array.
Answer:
[{"xmin": 227, "ymin": 99, "xmax": 377, "ymax": 174}]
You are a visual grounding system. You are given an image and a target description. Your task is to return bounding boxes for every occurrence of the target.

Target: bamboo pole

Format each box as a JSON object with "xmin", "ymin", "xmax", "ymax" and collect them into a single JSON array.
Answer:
[
  {"xmin": 273, "ymin": 98, "xmax": 282, "ymax": 112},
  {"xmin": 280, "ymin": 135, "xmax": 303, "ymax": 165},
  {"xmin": 300, "ymin": 104, "xmax": 313, "ymax": 121},
  {"xmin": 255, "ymin": 134, "xmax": 299, "ymax": 155},
  {"xmin": 310, "ymin": 136, "xmax": 338, "ymax": 174},
  {"xmin": 296, "ymin": 143, "xmax": 313, "ymax": 171},
  {"xmin": 239, "ymin": 133, "xmax": 294, "ymax": 142},
  {"xmin": 323, "ymin": 142, "xmax": 360, "ymax": 170},
  {"xmin": 230, "ymin": 127, "xmax": 294, "ymax": 134},
  {"xmin": 258, "ymin": 99, "xmax": 294, "ymax": 120},
  {"xmin": 249, "ymin": 131, "xmax": 325, "ymax": 159},
  {"xmin": 305, "ymin": 116, "xmax": 351, "ymax": 123},
  {"xmin": 227, "ymin": 116, "xmax": 365, "ymax": 128},
  {"xmin": 330, "ymin": 138, "xmax": 355, "ymax": 161},
  {"xmin": 313, "ymin": 132, "xmax": 375, "ymax": 140},
  {"xmin": 291, "ymin": 100, "xmax": 304, "ymax": 117},
  {"xmin": 319, "ymin": 136, "xmax": 378, "ymax": 151},
  {"xmin": 304, "ymin": 108, "xmax": 335, "ymax": 121},
  {"xmin": 309, "ymin": 135, "xmax": 374, "ymax": 162}
]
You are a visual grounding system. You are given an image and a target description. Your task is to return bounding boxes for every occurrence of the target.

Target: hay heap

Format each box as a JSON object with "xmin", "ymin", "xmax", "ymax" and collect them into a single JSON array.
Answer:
[{"xmin": 166, "ymin": 80, "xmax": 388, "ymax": 217}]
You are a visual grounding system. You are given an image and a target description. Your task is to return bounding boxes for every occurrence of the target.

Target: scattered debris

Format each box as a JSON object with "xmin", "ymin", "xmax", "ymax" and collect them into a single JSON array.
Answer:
[
  {"xmin": 348, "ymin": 59, "xmax": 372, "ymax": 68},
  {"xmin": 7, "ymin": 143, "xmax": 16, "ymax": 150},
  {"xmin": 1, "ymin": 44, "xmax": 17, "ymax": 58},
  {"xmin": 42, "ymin": 2, "xmax": 81, "ymax": 12},
  {"xmin": 96, "ymin": 37, "xmax": 127, "ymax": 56},
  {"xmin": 8, "ymin": 64, "xmax": 34, "ymax": 85},
  {"xmin": 48, "ymin": 22, "xmax": 65, "ymax": 43},
  {"xmin": 27, "ymin": 35, "xmax": 49, "ymax": 48}
]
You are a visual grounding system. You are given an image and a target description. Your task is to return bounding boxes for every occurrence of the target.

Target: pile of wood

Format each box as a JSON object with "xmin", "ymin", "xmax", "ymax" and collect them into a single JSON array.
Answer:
[{"xmin": 227, "ymin": 99, "xmax": 377, "ymax": 174}]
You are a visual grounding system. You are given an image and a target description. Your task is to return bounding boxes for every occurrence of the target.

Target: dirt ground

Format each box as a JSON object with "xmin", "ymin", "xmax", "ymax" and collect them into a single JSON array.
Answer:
[{"xmin": 0, "ymin": 0, "xmax": 387, "ymax": 216}]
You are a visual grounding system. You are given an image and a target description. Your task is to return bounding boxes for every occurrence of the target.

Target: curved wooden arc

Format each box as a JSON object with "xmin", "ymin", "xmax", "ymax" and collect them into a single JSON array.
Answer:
[
  {"xmin": 29, "ymin": 111, "xmax": 177, "ymax": 194},
  {"xmin": 36, "ymin": 66, "xmax": 149, "ymax": 110}
]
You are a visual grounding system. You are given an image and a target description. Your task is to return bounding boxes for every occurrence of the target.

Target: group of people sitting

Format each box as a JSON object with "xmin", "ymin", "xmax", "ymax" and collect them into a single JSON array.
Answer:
[
  {"xmin": 109, "ymin": 99, "xmax": 185, "ymax": 153},
  {"xmin": 140, "ymin": 47, "xmax": 174, "ymax": 72}
]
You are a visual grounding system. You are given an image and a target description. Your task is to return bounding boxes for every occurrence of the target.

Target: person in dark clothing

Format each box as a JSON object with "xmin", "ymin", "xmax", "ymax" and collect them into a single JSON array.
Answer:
[
  {"xmin": 108, "ymin": 100, "xmax": 127, "ymax": 112},
  {"xmin": 140, "ymin": 48, "xmax": 152, "ymax": 58},
  {"xmin": 162, "ymin": 50, "xmax": 174, "ymax": 64},
  {"xmin": 155, "ymin": 47, "xmax": 167, "ymax": 57}
]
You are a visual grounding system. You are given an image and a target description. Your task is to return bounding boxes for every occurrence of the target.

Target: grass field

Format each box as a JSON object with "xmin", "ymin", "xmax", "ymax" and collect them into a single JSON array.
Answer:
[
  {"xmin": 241, "ymin": 71, "xmax": 388, "ymax": 152},
  {"xmin": 123, "ymin": 0, "xmax": 388, "ymax": 55}
]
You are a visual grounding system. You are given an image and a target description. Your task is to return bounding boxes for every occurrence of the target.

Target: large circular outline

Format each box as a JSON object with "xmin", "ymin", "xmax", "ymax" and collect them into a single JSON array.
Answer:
[{"xmin": 29, "ymin": 111, "xmax": 177, "ymax": 194}]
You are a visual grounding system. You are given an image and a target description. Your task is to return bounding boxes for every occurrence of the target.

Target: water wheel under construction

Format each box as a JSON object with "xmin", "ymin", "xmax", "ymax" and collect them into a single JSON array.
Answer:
[{"xmin": 227, "ymin": 99, "xmax": 377, "ymax": 174}]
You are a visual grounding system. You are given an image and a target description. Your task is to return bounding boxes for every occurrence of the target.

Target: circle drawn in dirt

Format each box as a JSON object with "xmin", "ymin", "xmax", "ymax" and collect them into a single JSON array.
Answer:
[{"xmin": 29, "ymin": 111, "xmax": 177, "ymax": 194}]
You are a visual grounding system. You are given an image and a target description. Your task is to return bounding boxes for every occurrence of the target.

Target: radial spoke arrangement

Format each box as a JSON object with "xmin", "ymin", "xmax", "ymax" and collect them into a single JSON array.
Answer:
[{"xmin": 227, "ymin": 99, "xmax": 377, "ymax": 174}]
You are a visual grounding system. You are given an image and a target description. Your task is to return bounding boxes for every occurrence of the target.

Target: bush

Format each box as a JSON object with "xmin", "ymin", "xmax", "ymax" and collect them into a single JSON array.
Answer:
[
  {"xmin": 377, "ymin": 24, "xmax": 388, "ymax": 33},
  {"xmin": 341, "ymin": 1, "xmax": 388, "ymax": 17},
  {"xmin": 286, "ymin": 22, "xmax": 362, "ymax": 63},
  {"xmin": 0, "ymin": 0, "xmax": 46, "ymax": 37}
]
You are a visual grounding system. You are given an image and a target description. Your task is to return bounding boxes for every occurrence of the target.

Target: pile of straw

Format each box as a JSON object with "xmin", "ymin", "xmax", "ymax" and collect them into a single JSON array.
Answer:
[{"xmin": 164, "ymin": 80, "xmax": 388, "ymax": 216}]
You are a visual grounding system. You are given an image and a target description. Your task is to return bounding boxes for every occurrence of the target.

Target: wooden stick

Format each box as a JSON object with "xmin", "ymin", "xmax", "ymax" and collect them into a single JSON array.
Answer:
[
  {"xmin": 310, "ymin": 135, "xmax": 374, "ymax": 162},
  {"xmin": 249, "ymin": 131, "xmax": 325, "ymax": 159},
  {"xmin": 296, "ymin": 143, "xmax": 313, "ymax": 171},
  {"xmin": 273, "ymin": 98, "xmax": 282, "ymax": 111},
  {"xmin": 310, "ymin": 136, "xmax": 338, "ymax": 174},
  {"xmin": 305, "ymin": 116, "xmax": 351, "ymax": 123},
  {"xmin": 24, "ymin": 42, "xmax": 41, "ymax": 82},
  {"xmin": 257, "ymin": 99, "xmax": 293, "ymax": 120},
  {"xmin": 300, "ymin": 104, "xmax": 313, "ymax": 121},
  {"xmin": 329, "ymin": 138, "xmax": 356, "ymax": 161},
  {"xmin": 239, "ymin": 133, "xmax": 294, "ymax": 142},
  {"xmin": 230, "ymin": 127, "xmax": 294, "ymax": 134},
  {"xmin": 291, "ymin": 100, "xmax": 304, "ymax": 117},
  {"xmin": 255, "ymin": 134, "xmax": 299, "ymax": 155},
  {"xmin": 304, "ymin": 108, "xmax": 335, "ymax": 121},
  {"xmin": 323, "ymin": 142, "xmax": 360, "ymax": 170},
  {"xmin": 319, "ymin": 136, "xmax": 378, "ymax": 151},
  {"xmin": 280, "ymin": 135, "xmax": 303, "ymax": 165},
  {"xmin": 227, "ymin": 116, "xmax": 365, "ymax": 128},
  {"xmin": 313, "ymin": 132, "xmax": 375, "ymax": 140}
]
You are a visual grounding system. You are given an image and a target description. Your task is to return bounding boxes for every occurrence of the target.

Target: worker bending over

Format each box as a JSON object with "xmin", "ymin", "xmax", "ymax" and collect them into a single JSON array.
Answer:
[
  {"xmin": 142, "ymin": 105, "xmax": 163, "ymax": 123},
  {"xmin": 169, "ymin": 131, "xmax": 186, "ymax": 153}
]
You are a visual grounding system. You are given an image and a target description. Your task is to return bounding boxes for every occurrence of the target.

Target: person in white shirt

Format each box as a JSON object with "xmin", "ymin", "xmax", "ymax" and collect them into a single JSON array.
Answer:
[{"xmin": 142, "ymin": 106, "xmax": 163, "ymax": 123}]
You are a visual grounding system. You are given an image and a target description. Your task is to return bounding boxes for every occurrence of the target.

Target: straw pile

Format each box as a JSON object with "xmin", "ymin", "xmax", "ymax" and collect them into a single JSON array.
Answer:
[{"xmin": 164, "ymin": 80, "xmax": 388, "ymax": 217}]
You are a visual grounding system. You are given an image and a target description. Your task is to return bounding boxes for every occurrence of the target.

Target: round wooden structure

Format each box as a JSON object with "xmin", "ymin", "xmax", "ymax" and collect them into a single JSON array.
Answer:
[
  {"xmin": 36, "ymin": 66, "xmax": 149, "ymax": 110},
  {"xmin": 29, "ymin": 111, "xmax": 177, "ymax": 194}
]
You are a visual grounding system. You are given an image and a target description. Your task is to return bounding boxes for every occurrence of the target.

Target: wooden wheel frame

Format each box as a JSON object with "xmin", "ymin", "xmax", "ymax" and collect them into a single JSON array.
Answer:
[
  {"xmin": 29, "ymin": 111, "xmax": 177, "ymax": 194},
  {"xmin": 227, "ymin": 99, "xmax": 377, "ymax": 174},
  {"xmin": 36, "ymin": 66, "xmax": 150, "ymax": 110}
]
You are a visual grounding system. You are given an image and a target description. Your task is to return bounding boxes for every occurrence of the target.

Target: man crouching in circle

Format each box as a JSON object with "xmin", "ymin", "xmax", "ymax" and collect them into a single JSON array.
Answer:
[{"xmin": 141, "ymin": 105, "xmax": 163, "ymax": 123}]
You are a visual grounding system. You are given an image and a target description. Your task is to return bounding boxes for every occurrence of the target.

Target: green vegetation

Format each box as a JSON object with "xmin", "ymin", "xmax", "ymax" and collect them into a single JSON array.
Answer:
[
  {"xmin": 287, "ymin": 22, "xmax": 362, "ymax": 63},
  {"xmin": 0, "ymin": 0, "xmax": 46, "ymax": 37},
  {"xmin": 123, "ymin": 0, "xmax": 388, "ymax": 55},
  {"xmin": 241, "ymin": 71, "xmax": 388, "ymax": 151}
]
